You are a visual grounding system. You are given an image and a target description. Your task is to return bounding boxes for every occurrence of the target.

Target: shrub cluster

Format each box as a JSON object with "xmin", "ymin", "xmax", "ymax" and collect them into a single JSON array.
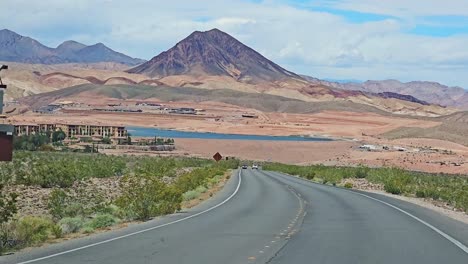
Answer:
[
  {"xmin": 0, "ymin": 152, "xmax": 238, "ymax": 254},
  {"xmin": 263, "ymin": 163, "xmax": 468, "ymax": 213}
]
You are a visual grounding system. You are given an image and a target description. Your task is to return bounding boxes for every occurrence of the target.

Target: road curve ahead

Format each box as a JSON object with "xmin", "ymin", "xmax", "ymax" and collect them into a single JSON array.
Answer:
[{"xmin": 1, "ymin": 169, "xmax": 467, "ymax": 264}]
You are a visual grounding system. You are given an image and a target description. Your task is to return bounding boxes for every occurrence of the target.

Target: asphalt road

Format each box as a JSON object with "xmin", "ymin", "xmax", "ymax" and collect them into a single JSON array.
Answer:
[{"xmin": 2, "ymin": 169, "xmax": 467, "ymax": 264}]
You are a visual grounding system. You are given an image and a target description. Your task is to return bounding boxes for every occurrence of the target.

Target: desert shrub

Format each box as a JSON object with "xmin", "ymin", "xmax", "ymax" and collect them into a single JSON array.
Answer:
[
  {"xmin": 88, "ymin": 214, "xmax": 118, "ymax": 229},
  {"xmin": 344, "ymin": 182, "xmax": 353, "ymax": 189},
  {"xmin": 175, "ymin": 167, "xmax": 226, "ymax": 194},
  {"xmin": 182, "ymin": 190, "xmax": 200, "ymax": 201},
  {"xmin": 263, "ymin": 162, "xmax": 468, "ymax": 212},
  {"xmin": 81, "ymin": 226, "xmax": 95, "ymax": 234},
  {"xmin": 305, "ymin": 171, "xmax": 316, "ymax": 180},
  {"xmin": 13, "ymin": 134, "xmax": 51, "ymax": 151},
  {"xmin": 47, "ymin": 189, "xmax": 69, "ymax": 220},
  {"xmin": 0, "ymin": 221, "xmax": 18, "ymax": 253},
  {"xmin": 0, "ymin": 185, "xmax": 17, "ymax": 224},
  {"xmin": 415, "ymin": 190, "xmax": 426, "ymax": 198},
  {"xmin": 16, "ymin": 217, "xmax": 53, "ymax": 246},
  {"xmin": 59, "ymin": 217, "xmax": 84, "ymax": 234},
  {"xmin": 116, "ymin": 175, "xmax": 182, "ymax": 220},
  {"xmin": 47, "ymin": 186, "xmax": 107, "ymax": 220},
  {"xmin": 195, "ymin": 186, "xmax": 207, "ymax": 194},
  {"xmin": 355, "ymin": 167, "xmax": 369, "ymax": 178},
  {"xmin": 37, "ymin": 145, "xmax": 55, "ymax": 152},
  {"xmin": 384, "ymin": 182, "xmax": 402, "ymax": 195},
  {"xmin": 50, "ymin": 224, "xmax": 63, "ymax": 238}
]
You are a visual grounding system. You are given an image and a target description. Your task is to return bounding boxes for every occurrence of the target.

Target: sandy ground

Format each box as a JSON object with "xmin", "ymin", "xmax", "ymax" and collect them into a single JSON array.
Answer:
[
  {"xmin": 5, "ymin": 104, "xmax": 467, "ymax": 174},
  {"xmin": 173, "ymin": 138, "xmax": 468, "ymax": 174}
]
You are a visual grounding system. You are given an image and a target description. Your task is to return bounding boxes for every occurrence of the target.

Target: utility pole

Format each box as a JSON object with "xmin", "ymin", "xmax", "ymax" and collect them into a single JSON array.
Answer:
[{"xmin": 0, "ymin": 64, "xmax": 14, "ymax": 161}]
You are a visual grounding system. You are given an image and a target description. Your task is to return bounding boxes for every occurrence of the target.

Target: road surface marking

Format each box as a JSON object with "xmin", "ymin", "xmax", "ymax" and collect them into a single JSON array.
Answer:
[
  {"xmin": 272, "ymin": 171, "xmax": 468, "ymax": 255},
  {"xmin": 349, "ymin": 190, "xmax": 468, "ymax": 255},
  {"xmin": 17, "ymin": 170, "xmax": 243, "ymax": 264}
]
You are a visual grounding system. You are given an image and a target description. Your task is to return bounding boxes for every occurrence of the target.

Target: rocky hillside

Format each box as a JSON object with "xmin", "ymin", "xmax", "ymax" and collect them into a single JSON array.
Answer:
[
  {"xmin": 303, "ymin": 75, "xmax": 467, "ymax": 110},
  {"xmin": 127, "ymin": 28, "xmax": 302, "ymax": 83},
  {"xmin": 0, "ymin": 29, "xmax": 145, "ymax": 65}
]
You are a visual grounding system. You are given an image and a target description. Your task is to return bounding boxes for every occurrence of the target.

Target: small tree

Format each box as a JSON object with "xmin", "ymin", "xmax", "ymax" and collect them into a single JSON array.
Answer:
[
  {"xmin": 126, "ymin": 134, "xmax": 132, "ymax": 145},
  {"xmin": 52, "ymin": 129, "xmax": 66, "ymax": 143},
  {"xmin": 101, "ymin": 137, "xmax": 112, "ymax": 144}
]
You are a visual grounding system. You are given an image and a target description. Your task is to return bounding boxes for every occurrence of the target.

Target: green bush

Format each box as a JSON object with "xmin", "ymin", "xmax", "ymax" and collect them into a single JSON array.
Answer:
[
  {"xmin": 0, "ymin": 185, "xmax": 17, "ymax": 224},
  {"xmin": 50, "ymin": 224, "xmax": 63, "ymax": 238},
  {"xmin": 415, "ymin": 190, "xmax": 426, "ymax": 198},
  {"xmin": 355, "ymin": 167, "xmax": 369, "ymax": 178},
  {"xmin": 384, "ymin": 182, "xmax": 402, "ymax": 195},
  {"xmin": 344, "ymin": 182, "xmax": 353, "ymax": 189},
  {"xmin": 116, "ymin": 175, "xmax": 182, "ymax": 220},
  {"xmin": 47, "ymin": 189, "xmax": 69, "ymax": 220},
  {"xmin": 182, "ymin": 190, "xmax": 200, "ymax": 201},
  {"xmin": 88, "ymin": 214, "xmax": 118, "ymax": 229},
  {"xmin": 81, "ymin": 226, "xmax": 95, "ymax": 234},
  {"xmin": 263, "ymin": 162, "xmax": 468, "ymax": 213},
  {"xmin": 59, "ymin": 217, "xmax": 84, "ymax": 234},
  {"xmin": 17, "ymin": 217, "xmax": 53, "ymax": 246},
  {"xmin": 195, "ymin": 186, "xmax": 207, "ymax": 194},
  {"xmin": 305, "ymin": 172, "xmax": 316, "ymax": 180}
]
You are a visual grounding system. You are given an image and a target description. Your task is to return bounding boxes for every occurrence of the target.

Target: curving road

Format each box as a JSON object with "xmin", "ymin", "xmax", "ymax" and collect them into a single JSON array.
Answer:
[{"xmin": 1, "ymin": 169, "xmax": 467, "ymax": 264}]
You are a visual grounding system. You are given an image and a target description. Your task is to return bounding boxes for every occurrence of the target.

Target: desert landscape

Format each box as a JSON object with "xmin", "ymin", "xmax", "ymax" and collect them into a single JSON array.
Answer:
[
  {"xmin": 1, "ymin": 1, "xmax": 468, "ymax": 261},
  {"xmin": 1, "ymin": 28, "xmax": 467, "ymax": 175}
]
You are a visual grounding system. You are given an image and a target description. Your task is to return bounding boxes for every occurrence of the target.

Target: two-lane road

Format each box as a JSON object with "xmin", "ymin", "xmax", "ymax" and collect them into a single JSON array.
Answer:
[{"xmin": 2, "ymin": 169, "xmax": 467, "ymax": 264}]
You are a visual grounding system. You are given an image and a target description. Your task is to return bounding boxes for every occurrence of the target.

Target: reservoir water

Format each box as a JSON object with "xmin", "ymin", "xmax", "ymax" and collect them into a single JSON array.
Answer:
[{"xmin": 127, "ymin": 126, "xmax": 333, "ymax": 142}]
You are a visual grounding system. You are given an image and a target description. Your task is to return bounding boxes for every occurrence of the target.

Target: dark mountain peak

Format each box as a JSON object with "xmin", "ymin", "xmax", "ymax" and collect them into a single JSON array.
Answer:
[{"xmin": 127, "ymin": 28, "xmax": 302, "ymax": 82}]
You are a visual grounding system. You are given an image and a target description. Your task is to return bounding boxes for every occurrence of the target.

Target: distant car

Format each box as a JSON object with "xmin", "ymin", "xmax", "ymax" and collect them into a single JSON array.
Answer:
[
  {"xmin": 252, "ymin": 164, "xmax": 259, "ymax": 170},
  {"xmin": 241, "ymin": 164, "xmax": 248, "ymax": 169}
]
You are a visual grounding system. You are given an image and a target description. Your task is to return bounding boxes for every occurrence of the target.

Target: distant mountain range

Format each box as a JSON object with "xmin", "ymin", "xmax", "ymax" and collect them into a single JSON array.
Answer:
[
  {"xmin": 0, "ymin": 28, "xmax": 464, "ymax": 115},
  {"xmin": 0, "ymin": 29, "xmax": 145, "ymax": 65},
  {"xmin": 127, "ymin": 28, "xmax": 302, "ymax": 83},
  {"xmin": 302, "ymin": 76, "xmax": 468, "ymax": 110}
]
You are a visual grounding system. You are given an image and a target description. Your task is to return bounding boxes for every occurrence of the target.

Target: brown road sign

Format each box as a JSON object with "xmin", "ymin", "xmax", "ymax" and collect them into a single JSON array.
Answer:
[{"xmin": 213, "ymin": 152, "xmax": 222, "ymax": 162}]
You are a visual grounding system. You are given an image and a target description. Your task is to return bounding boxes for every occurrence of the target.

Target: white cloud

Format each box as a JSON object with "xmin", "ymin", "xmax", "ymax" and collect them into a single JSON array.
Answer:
[{"xmin": 0, "ymin": 0, "xmax": 467, "ymax": 87}]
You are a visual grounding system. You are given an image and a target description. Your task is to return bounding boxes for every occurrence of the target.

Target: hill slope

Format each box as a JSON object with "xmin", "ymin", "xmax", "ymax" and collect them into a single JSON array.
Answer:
[
  {"xmin": 127, "ymin": 28, "xmax": 302, "ymax": 83},
  {"xmin": 303, "ymin": 75, "xmax": 468, "ymax": 110},
  {"xmin": 0, "ymin": 29, "xmax": 145, "ymax": 65}
]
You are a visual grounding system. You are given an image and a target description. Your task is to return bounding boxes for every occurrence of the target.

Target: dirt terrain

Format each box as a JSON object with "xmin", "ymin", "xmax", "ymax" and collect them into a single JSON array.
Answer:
[{"xmin": 7, "ymin": 99, "xmax": 466, "ymax": 174}]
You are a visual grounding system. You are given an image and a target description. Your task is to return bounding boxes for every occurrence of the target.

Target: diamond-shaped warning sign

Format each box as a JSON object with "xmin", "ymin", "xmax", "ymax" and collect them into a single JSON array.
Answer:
[{"xmin": 213, "ymin": 152, "xmax": 222, "ymax": 162}]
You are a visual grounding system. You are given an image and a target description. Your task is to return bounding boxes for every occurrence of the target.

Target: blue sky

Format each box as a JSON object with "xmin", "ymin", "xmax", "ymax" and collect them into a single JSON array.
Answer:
[{"xmin": 1, "ymin": 0, "xmax": 468, "ymax": 88}]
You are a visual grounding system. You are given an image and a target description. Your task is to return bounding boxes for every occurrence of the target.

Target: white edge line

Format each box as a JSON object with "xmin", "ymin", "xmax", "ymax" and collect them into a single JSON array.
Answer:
[
  {"xmin": 349, "ymin": 190, "xmax": 468, "ymax": 254},
  {"xmin": 270, "ymin": 171, "xmax": 468, "ymax": 255},
  {"xmin": 17, "ymin": 170, "xmax": 242, "ymax": 264}
]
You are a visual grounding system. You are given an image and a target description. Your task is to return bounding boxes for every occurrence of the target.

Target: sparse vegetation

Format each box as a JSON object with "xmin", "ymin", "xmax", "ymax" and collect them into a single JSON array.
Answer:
[
  {"xmin": 0, "ymin": 151, "xmax": 237, "ymax": 254},
  {"xmin": 263, "ymin": 163, "xmax": 468, "ymax": 213},
  {"xmin": 116, "ymin": 174, "xmax": 182, "ymax": 220},
  {"xmin": 87, "ymin": 214, "xmax": 118, "ymax": 229},
  {"xmin": 344, "ymin": 182, "xmax": 353, "ymax": 189},
  {"xmin": 59, "ymin": 217, "xmax": 85, "ymax": 234}
]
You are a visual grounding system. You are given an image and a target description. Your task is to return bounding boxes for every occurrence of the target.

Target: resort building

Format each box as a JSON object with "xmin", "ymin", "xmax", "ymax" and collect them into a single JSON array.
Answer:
[{"xmin": 14, "ymin": 123, "xmax": 128, "ymax": 139}]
